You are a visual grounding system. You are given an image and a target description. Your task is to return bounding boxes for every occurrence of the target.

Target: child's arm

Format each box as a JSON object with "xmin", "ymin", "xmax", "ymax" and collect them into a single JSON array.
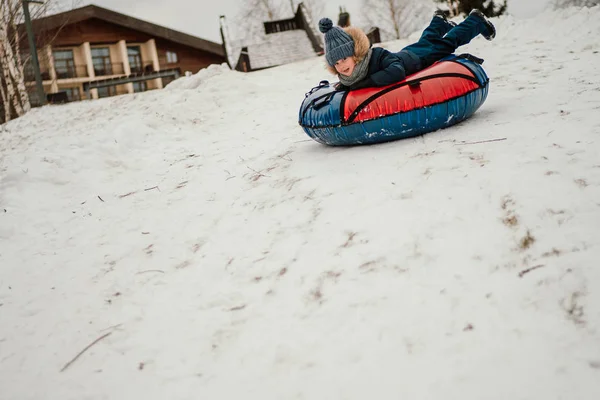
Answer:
[
  {"xmin": 342, "ymin": 50, "xmax": 407, "ymax": 91},
  {"xmin": 369, "ymin": 51, "xmax": 408, "ymax": 86}
]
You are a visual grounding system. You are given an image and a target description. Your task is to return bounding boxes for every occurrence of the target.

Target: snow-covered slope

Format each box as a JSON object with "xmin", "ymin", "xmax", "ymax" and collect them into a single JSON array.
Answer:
[{"xmin": 1, "ymin": 7, "xmax": 600, "ymax": 400}]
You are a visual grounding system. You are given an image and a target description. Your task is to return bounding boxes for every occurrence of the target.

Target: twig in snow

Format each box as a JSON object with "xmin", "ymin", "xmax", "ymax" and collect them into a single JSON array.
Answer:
[
  {"xmin": 224, "ymin": 170, "xmax": 236, "ymax": 181},
  {"xmin": 246, "ymin": 166, "xmax": 269, "ymax": 180},
  {"xmin": 457, "ymin": 138, "xmax": 507, "ymax": 146},
  {"xmin": 135, "ymin": 270, "xmax": 165, "ymax": 275},
  {"xmin": 97, "ymin": 195, "xmax": 104, "ymax": 202},
  {"xmin": 144, "ymin": 186, "xmax": 160, "ymax": 192},
  {"xmin": 60, "ymin": 332, "xmax": 112, "ymax": 372},
  {"xmin": 119, "ymin": 191, "xmax": 137, "ymax": 198},
  {"xmin": 518, "ymin": 264, "xmax": 545, "ymax": 278}
]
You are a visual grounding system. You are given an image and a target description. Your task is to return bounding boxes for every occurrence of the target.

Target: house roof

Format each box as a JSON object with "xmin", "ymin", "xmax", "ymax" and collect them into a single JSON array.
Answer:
[
  {"xmin": 26, "ymin": 4, "xmax": 224, "ymax": 57},
  {"xmin": 247, "ymin": 30, "xmax": 317, "ymax": 70}
]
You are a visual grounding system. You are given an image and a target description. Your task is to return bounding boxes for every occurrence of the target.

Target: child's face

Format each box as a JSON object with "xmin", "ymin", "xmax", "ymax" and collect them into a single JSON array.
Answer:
[{"xmin": 335, "ymin": 57, "xmax": 356, "ymax": 76}]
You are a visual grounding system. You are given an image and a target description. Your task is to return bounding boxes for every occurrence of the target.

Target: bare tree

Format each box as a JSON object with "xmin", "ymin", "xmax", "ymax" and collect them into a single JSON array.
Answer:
[
  {"xmin": 1, "ymin": 0, "xmax": 80, "ymax": 124},
  {"xmin": 234, "ymin": 0, "xmax": 290, "ymax": 42},
  {"xmin": 437, "ymin": 0, "xmax": 460, "ymax": 16},
  {"xmin": 553, "ymin": 0, "xmax": 600, "ymax": 7},
  {"xmin": 291, "ymin": 0, "xmax": 324, "ymax": 23},
  {"xmin": 434, "ymin": 0, "xmax": 507, "ymax": 17},
  {"xmin": 1, "ymin": 0, "xmax": 32, "ymax": 124},
  {"xmin": 233, "ymin": 0, "xmax": 325, "ymax": 43},
  {"xmin": 361, "ymin": 0, "xmax": 431, "ymax": 40}
]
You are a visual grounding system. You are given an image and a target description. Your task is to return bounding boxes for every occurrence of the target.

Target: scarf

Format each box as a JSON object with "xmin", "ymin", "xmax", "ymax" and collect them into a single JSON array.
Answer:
[{"xmin": 338, "ymin": 48, "xmax": 373, "ymax": 87}]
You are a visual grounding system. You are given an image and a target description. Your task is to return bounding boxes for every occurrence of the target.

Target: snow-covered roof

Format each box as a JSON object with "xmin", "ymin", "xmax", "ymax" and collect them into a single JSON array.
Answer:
[{"xmin": 247, "ymin": 30, "xmax": 318, "ymax": 70}]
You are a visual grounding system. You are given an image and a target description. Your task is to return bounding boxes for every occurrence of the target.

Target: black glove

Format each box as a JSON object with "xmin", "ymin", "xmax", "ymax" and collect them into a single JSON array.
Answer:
[{"xmin": 334, "ymin": 82, "xmax": 349, "ymax": 91}]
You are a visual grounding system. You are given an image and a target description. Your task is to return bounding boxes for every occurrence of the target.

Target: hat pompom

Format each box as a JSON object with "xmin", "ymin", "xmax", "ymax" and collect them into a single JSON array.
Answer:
[{"xmin": 319, "ymin": 18, "xmax": 333, "ymax": 33}]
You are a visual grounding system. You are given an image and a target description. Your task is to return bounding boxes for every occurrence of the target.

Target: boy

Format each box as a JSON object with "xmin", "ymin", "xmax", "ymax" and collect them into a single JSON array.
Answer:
[{"xmin": 319, "ymin": 9, "xmax": 496, "ymax": 91}]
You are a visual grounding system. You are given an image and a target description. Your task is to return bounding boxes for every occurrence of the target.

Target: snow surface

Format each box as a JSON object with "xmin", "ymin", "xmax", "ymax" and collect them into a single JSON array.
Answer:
[{"xmin": 2, "ymin": 7, "xmax": 600, "ymax": 400}]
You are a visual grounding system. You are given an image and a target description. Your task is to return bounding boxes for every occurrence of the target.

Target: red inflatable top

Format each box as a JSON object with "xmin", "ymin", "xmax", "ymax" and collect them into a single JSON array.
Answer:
[{"xmin": 343, "ymin": 60, "xmax": 481, "ymax": 124}]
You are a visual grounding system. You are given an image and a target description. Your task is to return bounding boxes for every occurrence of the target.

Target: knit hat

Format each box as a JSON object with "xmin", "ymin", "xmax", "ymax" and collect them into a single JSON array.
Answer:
[{"xmin": 319, "ymin": 18, "xmax": 355, "ymax": 67}]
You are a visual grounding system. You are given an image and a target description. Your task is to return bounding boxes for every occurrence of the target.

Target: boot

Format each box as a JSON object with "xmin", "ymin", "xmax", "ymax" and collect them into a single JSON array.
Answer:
[
  {"xmin": 434, "ymin": 9, "xmax": 457, "ymax": 27},
  {"xmin": 469, "ymin": 9, "xmax": 496, "ymax": 41}
]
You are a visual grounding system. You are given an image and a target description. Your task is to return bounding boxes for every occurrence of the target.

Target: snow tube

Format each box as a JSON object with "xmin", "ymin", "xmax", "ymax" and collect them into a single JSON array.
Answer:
[{"xmin": 298, "ymin": 54, "xmax": 489, "ymax": 146}]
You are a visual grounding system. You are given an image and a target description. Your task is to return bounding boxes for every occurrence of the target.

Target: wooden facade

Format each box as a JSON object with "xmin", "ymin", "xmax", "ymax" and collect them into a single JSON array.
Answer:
[
  {"xmin": 154, "ymin": 38, "xmax": 223, "ymax": 80},
  {"xmin": 20, "ymin": 5, "xmax": 225, "ymax": 103}
]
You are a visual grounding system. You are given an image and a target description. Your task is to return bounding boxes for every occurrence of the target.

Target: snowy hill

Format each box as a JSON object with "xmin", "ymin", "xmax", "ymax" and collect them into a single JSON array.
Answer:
[{"xmin": 1, "ymin": 7, "xmax": 600, "ymax": 400}]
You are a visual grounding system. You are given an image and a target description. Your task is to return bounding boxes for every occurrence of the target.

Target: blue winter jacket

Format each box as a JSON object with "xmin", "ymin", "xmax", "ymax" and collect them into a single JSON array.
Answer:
[{"xmin": 340, "ymin": 48, "xmax": 421, "ymax": 91}]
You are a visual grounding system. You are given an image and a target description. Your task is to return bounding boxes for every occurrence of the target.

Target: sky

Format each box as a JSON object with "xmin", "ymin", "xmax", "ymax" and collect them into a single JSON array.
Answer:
[{"xmin": 80, "ymin": 0, "xmax": 554, "ymax": 43}]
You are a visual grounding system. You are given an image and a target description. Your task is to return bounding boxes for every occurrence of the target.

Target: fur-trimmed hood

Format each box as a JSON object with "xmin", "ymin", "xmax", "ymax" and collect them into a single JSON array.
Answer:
[{"xmin": 326, "ymin": 26, "xmax": 371, "ymax": 75}]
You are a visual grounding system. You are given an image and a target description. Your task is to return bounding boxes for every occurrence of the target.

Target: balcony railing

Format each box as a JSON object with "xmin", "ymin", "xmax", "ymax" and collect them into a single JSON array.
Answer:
[
  {"xmin": 55, "ymin": 65, "xmax": 89, "ymax": 79},
  {"xmin": 264, "ymin": 19, "xmax": 298, "ymax": 34},
  {"xmin": 24, "ymin": 61, "xmax": 158, "ymax": 81},
  {"xmin": 130, "ymin": 62, "xmax": 156, "ymax": 75},
  {"xmin": 94, "ymin": 62, "xmax": 125, "ymax": 77}
]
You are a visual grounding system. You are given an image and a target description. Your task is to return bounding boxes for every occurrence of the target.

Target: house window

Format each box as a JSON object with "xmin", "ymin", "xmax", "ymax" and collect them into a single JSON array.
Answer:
[
  {"xmin": 91, "ymin": 47, "xmax": 113, "ymax": 76},
  {"xmin": 97, "ymin": 86, "xmax": 116, "ymax": 98},
  {"xmin": 63, "ymin": 87, "xmax": 81, "ymax": 102},
  {"xmin": 127, "ymin": 46, "xmax": 143, "ymax": 74},
  {"xmin": 132, "ymin": 81, "xmax": 147, "ymax": 93},
  {"xmin": 22, "ymin": 53, "xmax": 51, "ymax": 81},
  {"xmin": 53, "ymin": 49, "xmax": 76, "ymax": 79},
  {"xmin": 166, "ymin": 51, "xmax": 178, "ymax": 64}
]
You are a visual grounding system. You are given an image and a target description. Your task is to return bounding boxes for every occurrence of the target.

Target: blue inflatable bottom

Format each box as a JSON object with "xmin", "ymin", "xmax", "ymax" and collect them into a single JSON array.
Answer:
[{"xmin": 307, "ymin": 86, "xmax": 488, "ymax": 145}]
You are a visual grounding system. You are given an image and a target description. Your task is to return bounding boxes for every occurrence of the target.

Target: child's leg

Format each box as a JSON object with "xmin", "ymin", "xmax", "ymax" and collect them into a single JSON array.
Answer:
[
  {"xmin": 416, "ymin": 16, "xmax": 454, "ymax": 45},
  {"xmin": 417, "ymin": 14, "xmax": 490, "ymax": 69},
  {"xmin": 400, "ymin": 17, "xmax": 454, "ymax": 63}
]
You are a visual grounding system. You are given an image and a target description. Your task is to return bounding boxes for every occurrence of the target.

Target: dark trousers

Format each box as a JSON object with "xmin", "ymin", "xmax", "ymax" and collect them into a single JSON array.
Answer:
[{"xmin": 401, "ymin": 15, "xmax": 488, "ymax": 70}]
